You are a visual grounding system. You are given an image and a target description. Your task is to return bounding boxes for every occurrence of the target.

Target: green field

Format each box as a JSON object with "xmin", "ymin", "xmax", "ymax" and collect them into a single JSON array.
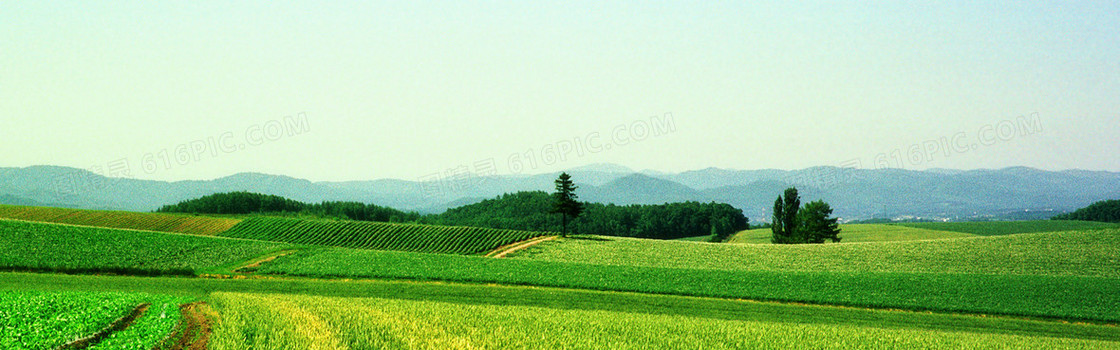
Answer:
[
  {"xmin": 512, "ymin": 230, "xmax": 1120, "ymax": 277},
  {"xmin": 208, "ymin": 292, "xmax": 1119, "ymax": 350},
  {"xmin": 7, "ymin": 273, "xmax": 1120, "ymax": 347},
  {"xmin": 5, "ymin": 207, "xmax": 1120, "ymax": 348},
  {"xmin": 0, "ymin": 204, "xmax": 241, "ymax": 235},
  {"xmin": 0, "ymin": 289, "xmax": 187, "ymax": 349},
  {"xmin": 0, "ymin": 220, "xmax": 290, "ymax": 275},
  {"xmin": 674, "ymin": 234, "xmax": 714, "ymax": 242},
  {"xmin": 728, "ymin": 224, "xmax": 975, "ymax": 244},
  {"xmin": 895, "ymin": 220, "xmax": 1120, "ymax": 236},
  {"xmin": 221, "ymin": 216, "xmax": 545, "ymax": 255},
  {"xmin": 253, "ymin": 240, "xmax": 1120, "ymax": 322}
]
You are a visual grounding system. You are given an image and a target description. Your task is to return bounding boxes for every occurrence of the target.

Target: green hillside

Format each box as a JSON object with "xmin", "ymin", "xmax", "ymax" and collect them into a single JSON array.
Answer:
[
  {"xmin": 508, "ymin": 229, "xmax": 1120, "ymax": 277},
  {"xmin": 895, "ymin": 220, "xmax": 1120, "ymax": 236},
  {"xmin": 0, "ymin": 204, "xmax": 241, "ymax": 236},
  {"xmin": 0, "ymin": 220, "xmax": 289, "ymax": 275}
]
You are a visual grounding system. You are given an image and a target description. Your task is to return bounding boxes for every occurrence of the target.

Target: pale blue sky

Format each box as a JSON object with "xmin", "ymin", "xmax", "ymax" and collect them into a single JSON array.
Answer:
[{"xmin": 2, "ymin": 1, "xmax": 1117, "ymax": 181}]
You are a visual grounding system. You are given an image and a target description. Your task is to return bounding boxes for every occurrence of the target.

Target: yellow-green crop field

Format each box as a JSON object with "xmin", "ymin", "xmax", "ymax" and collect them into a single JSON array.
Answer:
[
  {"xmin": 511, "ymin": 229, "xmax": 1120, "ymax": 277},
  {"xmin": 208, "ymin": 292, "xmax": 1119, "ymax": 350}
]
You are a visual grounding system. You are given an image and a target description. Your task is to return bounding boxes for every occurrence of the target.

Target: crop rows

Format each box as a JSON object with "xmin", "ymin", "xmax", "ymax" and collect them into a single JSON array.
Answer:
[
  {"xmin": 254, "ymin": 228, "xmax": 1120, "ymax": 322},
  {"xmin": 0, "ymin": 220, "xmax": 291, "ymax": 275},
  {"xmin": 0, "ymin": 290, "xmax": 187, "ymax": 350},
  {"xmin": 0, "ymin": 204, "xmax": 241, "ymax": 236},
  {"xmin": 207, "ymin": 292, "xmax": 1119, "ymax": 349},
  {"xmin": 221, "ymin": 217, "xmax": 546, "ymax": 255}
]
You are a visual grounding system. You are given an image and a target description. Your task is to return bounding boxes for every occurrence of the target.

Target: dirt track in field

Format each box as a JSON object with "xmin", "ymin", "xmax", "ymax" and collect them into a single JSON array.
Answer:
[
  {"xmin": 165, "ymin": 302, "xmax": 216, "ymax": 350},
  {"xmin": 487, "ymin": 236, "xmax": 557, "ymax": 258},
  {"xmin": 234, "ymin": 250, "xmax": 298, "ymax": 273}
]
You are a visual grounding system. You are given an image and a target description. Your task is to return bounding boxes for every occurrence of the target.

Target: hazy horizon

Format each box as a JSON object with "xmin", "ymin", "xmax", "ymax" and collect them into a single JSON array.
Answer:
[
  {"xmin": 3, "ymin": 2, "xmax": 1117, "ymax": 182},
  {"xmin": 7, "ymin": 162, "xmax": 1117, "ymax": 184}
]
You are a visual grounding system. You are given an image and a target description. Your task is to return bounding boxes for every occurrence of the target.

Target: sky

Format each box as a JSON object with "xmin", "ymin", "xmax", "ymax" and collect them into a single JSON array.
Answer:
[{"xmin": 2, "ymin": 1, "xmax": 1118, "ymax": 182}]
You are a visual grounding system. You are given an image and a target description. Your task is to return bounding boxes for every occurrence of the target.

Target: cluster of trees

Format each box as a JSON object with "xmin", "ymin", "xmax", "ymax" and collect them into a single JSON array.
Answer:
[
  {"xmin": 1051, "ymin": 199, "xmax": 1120, "ymax": 223},
  {"xmin": 771, "ymin": 187, "xmax": 841, "ymax": 244},
  {"xmin": 303, "ymin": 201, "xmax": 421, "ymax": 222},
  {"xmin": 156, "ymin": 191, "xmax": 420, "ymax": 222},
  {"xmin": 423, "ymin": 191, "xmax": 749, "ymax": 240},
  {"xmin": 156, "ymin": 192, "xmax": 303, "ymax": 214}
]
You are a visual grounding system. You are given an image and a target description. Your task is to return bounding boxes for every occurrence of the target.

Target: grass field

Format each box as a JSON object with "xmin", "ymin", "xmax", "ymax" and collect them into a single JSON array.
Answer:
[
  {"xmin": 0, "ymin": 220, "xmax": 291, "ymax": 275},
  {"xmin": 0, "ymin": 204, "xmax": 241, "ymax": 235},
  {"xmin": 0, "ymin": 289, "xmax": 187, "ymax": 350},
  {"xmin": 895, "ymin": 220, "xmax": 1120, "ymax": 236},
  {"xmin": 674, "ymin": 234, "xmax": 713, "ymax": 242},
  {"xmin": 512, "ymin": 230, "xmax": 1120, "ymax": 277},
  {"xmin": 256, "ymin": 244, "xmax": 1120, "ymax": 322},
  {"xmin": 221, "ymin": 216, "xmax": 545, "ymax": 255},
  {"xmin": 208, "ymin": 292, "xmax": 1120, "ymax": 349},
  {"xmin": 727, "ymin": 224, "xmax": 975, "ymax": 244}
]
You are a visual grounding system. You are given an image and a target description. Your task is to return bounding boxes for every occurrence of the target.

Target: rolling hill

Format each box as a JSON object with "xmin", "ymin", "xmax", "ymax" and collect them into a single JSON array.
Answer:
[{"xmin": 2, "ymin": 165, "xmax": 1119, "ymax": 221}]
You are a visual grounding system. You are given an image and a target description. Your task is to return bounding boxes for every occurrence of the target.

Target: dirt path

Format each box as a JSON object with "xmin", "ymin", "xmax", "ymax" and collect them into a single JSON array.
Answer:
[
  {"xmin": 234, "ymin": 250, "xmax": 298, "ymax": 273},
  {"xmin": 161, "ymin": 302, "xmax": 217, "ymax": 350},
  {"xmin": 487, "ymin": 236, "xmax": 557, "ymax": 258},
  {"xmin": 55, "ymin": 303, "xmax": 150, "ymax": 350}
]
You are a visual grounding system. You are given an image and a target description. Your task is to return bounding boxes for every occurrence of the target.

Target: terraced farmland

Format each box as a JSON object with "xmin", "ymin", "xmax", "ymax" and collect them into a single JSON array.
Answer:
[
  {"xmin": 0, "ymin": 220, "xmax": 290, "ymax": 275},
  {"xmin": 220, "ymin": 217, "xmax": 546, "ymax": 255},
  {"xmin": 0, "ymin": 204, "xmax": 240, "ymax": 235},
  {"xmin": 0, "ymin": 290, "xmax": 187, "ymax": 350}
]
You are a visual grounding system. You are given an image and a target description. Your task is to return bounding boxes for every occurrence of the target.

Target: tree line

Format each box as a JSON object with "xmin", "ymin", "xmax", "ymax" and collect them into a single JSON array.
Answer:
[
  {"xmin": 423, "ymin": 191, "xmax": 748, "ymax": 240},
  {"xmin": 156, "ymin": 190, "xmax": 748, "ymax": 240},
  {"xmin": 1051, "ymin": 199, "xmax": 1120, "ymax": 223},
  {"xmin": 156, "ymin": 191, "xmax": 421, "ymax": 222}
]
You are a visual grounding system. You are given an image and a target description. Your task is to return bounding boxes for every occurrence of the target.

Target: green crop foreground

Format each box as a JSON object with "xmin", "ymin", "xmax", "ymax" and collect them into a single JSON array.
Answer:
[
  {"xmin": 0, "ymin": 220, "xmax": 291, "ymax": 275},
  {"xmin": 8, "ymin": 273, "xmax": 1120, "ymax": 343},
  {"xmin": 221, "ymin": 216, "xmax": 546, "ymax": 254},
  {"xmin": 0, "ymin": 290, "xmax": 187, "ymax": 350},
  {"xmin": 207, "ymin": 292, "xmax": 1120, "ymax": 349}
]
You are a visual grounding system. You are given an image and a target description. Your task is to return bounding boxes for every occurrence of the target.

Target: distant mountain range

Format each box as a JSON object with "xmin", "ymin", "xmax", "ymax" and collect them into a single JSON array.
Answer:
[{"xmin": 2, "ymin": 164, "xmax": 1118, "ymax": 221}]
